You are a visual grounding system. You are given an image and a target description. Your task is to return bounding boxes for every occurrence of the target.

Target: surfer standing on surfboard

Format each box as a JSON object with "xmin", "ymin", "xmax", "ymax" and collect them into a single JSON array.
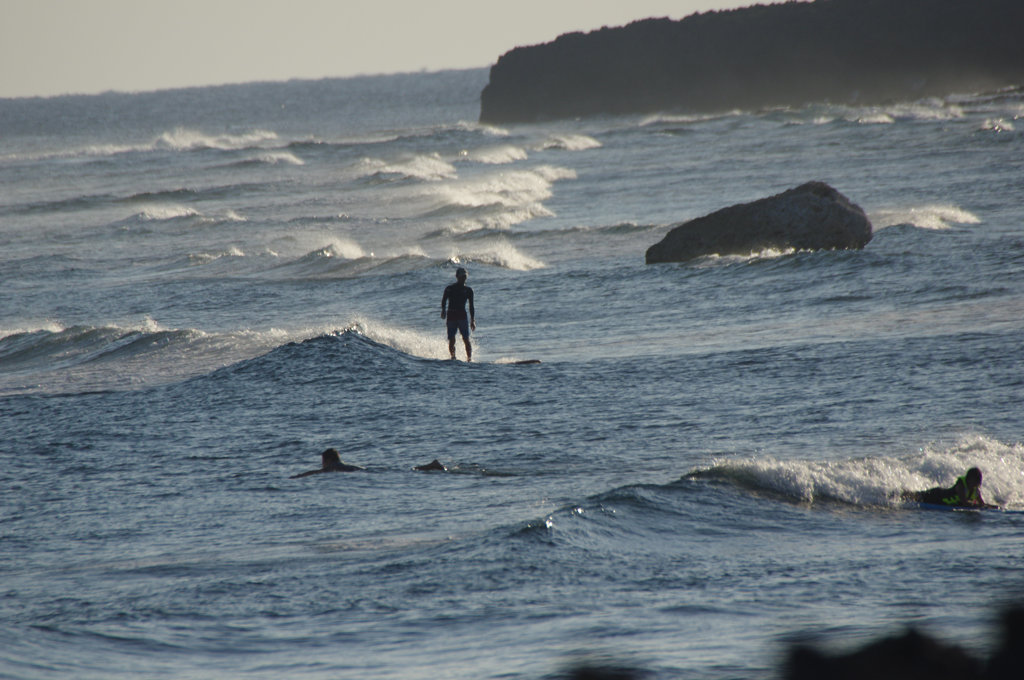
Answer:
[{"xmin": 441, "ymin": 267, "xmax": 475, "ymax": 361}]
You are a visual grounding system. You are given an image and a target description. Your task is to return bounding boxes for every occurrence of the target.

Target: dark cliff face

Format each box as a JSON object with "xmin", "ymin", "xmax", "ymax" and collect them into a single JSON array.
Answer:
[{"xmin": 479, "ymin": 0, "xmax": 1024, "ymax": 123}]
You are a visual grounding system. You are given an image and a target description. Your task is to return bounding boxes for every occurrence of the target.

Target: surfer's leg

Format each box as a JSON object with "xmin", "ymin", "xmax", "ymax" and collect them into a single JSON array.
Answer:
[
  {"xmin": 459, "ymin": 320, "xmax": 471, "ymax": 361},
  {"xmin": 447, "ymin": 322, "xmax": 458, "ymax": 359}
]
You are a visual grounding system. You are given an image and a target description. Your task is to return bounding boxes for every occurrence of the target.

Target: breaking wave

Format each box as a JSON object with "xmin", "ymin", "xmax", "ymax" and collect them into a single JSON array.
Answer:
[
  {"xmin": 871, "ymin": 204, "xmax": 981, "ymax": 231},
  {"xmin": 685, "ymin": 434, "xmax": 1024, "ymax": 509}
]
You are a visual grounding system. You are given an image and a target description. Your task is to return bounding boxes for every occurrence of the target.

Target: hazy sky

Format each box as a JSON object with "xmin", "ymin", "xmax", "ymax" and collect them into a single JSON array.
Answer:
[{"xmin": 1, "ymin": 0, "xmax": 782, "ymax": 99}]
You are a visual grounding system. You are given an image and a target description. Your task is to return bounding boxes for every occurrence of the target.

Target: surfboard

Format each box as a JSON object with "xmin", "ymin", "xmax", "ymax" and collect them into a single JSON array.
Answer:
[
  {"xmin": 511, "ymin": 359, "xmax": 541, "ymax": 365},
  {"xmin": 908, "ymin": 502, "xmax": 1003, "ymax": 512}
]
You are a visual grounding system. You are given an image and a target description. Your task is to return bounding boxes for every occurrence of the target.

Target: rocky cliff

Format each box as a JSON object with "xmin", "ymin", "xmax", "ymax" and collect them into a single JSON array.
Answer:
[{"xmin": 480, "ymin": 0, "xmax": 1024, "ymax": 123}]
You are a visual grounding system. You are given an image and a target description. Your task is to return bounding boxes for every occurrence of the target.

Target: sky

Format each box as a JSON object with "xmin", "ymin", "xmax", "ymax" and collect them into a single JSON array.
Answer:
[{"xmin": 1, "ymin": 0, "xmax": 783, "ymax": 99}]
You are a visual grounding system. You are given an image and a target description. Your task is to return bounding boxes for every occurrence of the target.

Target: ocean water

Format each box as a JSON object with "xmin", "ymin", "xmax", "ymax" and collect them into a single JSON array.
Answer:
[{"xmin": 2, "ymin": 69, "xmax": 1023, "ymax": 679}]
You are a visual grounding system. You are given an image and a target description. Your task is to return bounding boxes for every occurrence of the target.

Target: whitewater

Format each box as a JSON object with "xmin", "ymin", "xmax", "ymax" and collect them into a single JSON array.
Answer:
[{"xmin": 2, "ymin": 69, "xmax": 1023, "ymax": 679}]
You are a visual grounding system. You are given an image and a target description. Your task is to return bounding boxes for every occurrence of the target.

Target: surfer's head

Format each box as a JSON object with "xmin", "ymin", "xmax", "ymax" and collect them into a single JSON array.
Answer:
[
  {"xmin": 321, "ymin": 448, "xmax": 342, "ymax": 469},
  {"xmin": 455, "ymin": 267, "xmax": 467, "ymax": 281},
  {"xmin": 966, "ymin": 467, "xmax": 982, "ymax": 488}
]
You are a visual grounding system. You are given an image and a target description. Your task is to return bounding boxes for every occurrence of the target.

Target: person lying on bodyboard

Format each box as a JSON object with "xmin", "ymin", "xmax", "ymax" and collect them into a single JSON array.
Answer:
[{"xmin": 901, "ymin": 467, "xmax": 998, "ymax": 508}]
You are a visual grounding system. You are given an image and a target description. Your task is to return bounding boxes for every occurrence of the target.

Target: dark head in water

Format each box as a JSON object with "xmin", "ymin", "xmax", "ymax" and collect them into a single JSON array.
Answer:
[
  {"xmin": 290, "ymin": 448, "xmax": 365, "ymax": 478},
  {"xmin": 965, "ymin": 467, "xmax": 982, "ymax": 488}
]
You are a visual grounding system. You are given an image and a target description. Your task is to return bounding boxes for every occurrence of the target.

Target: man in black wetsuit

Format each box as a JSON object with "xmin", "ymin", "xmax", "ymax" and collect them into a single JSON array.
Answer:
[{"xmin": 441, "ymin": 267, "xmax": 475, "ymax": 360}]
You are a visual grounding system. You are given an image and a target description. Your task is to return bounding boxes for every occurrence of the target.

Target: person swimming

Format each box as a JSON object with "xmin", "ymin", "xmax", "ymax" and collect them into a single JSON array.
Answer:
[
  {"xmin": 902, "ymin": 467, "xmax": 994, "ymax": 507},
  {"xmin": 290, "ymin": 448, "xmax": 364, "ymax": 478}
]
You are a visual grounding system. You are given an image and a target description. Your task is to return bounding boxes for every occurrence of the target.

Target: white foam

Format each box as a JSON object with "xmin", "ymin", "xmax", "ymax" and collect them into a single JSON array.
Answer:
[
  {"xmin": 429, "ymin": 165, "xmax": 574, "ymax": 211},
  {"xmin": 871, "ymin": 204, "xmax": 981, "ymax": 231},
  {"xmin": 981, "ymin": 118, "xmax": 1015, "ymax": 133},
  {"xmin": 448, "ymin": 239, "xmax": 546, "ymax": 271},
  {"xmin": 704, "ymin": 434, "xmax": 1024, "ymax": 509},
  {"xmin": 306, "ymin": 239, "xmax": 367, "ymax": 260},
  {"xmin": 155, "ymin": 127, "xmax": 279, "ymax": 151},
  {"xmin": 897, "ymin": 434, "xmax": 1024, "ymax": 508},
  {"xmin": 461, "ymin": 144, "xmax": 529, "ymax": 165},
  {"xmin": 359, "ymin": 153, "xmax": 457, "ymax": 181},
  {"xmin": 0, "ymin": 320, "xmax": 65, "ymax": 340},
  {"xmin": 846, "ymin": 99, "xmax": 965, "ymax": 125},
  {"xmin": 536, "ymin": 134, "xmax": 602, "ymax": 151},
  {"xmin": 344, "ymin": 319, "xmax": 454, "ymax": 361},
  {"xmin": 249, "ymin": 150, "xmax": 305, "ymax": 165},
  {"xmin": 692, "ymin": 247, "xmax": 800, "ymax": 267},
  {"xmin": 188, "ymin": 246, "xmax": 246, "ymax": 265},
  {"xmin": 638, "ymin": 112, "xmax": 728, "ymax": 126},
  {"xmin": 854, "ymin": 113, "xmax": 895, "ymax": 125},
  {"xmin": 135, "ymin": 205, "xmax": 201, "ymax": 221}
]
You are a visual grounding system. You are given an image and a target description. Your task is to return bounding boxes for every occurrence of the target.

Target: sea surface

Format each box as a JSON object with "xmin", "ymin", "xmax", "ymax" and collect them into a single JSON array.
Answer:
[{"xmin": 2, "ymin": 68, "xmax": 1023, "ymax": 679}]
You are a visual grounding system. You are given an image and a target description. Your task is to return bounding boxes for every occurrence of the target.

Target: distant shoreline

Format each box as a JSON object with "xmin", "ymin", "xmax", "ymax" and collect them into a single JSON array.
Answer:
[{"xmin": 480, "ymin": 0, "xmax": 1024, "ymax": 123}]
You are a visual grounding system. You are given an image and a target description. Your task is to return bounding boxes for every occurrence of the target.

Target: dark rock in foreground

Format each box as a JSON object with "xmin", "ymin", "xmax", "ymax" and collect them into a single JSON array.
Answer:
[
  {"xmin": 785, "ymin": 606, "xmax": 1024, "ymax": 680},
  {"xmin": 480, "ymin": 0, "xmax": 1024, "ymax": 123},
  {"xmin": 644, "ymin": 182, "xmax": 871, "ymax": 264}
]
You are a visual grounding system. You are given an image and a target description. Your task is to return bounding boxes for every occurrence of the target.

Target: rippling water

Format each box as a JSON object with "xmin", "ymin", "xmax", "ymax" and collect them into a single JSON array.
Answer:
[{"xmin": 2, "ymin": 70, "xmax": 1023, "ymax": 679}]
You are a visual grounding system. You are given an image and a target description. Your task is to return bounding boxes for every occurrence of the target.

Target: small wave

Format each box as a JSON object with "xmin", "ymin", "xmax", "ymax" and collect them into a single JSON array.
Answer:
[
  {"xmin": 0, "ymin": 127, "xmax": 281, "ymax": 163},
  {"xmin": 854, "ymin": 113, "xmax": 895, "ymax": 125},
  {"xmin": 340, "ymin": 321, "xmax": 453, "ymax": 361},
  {"xmin": 872, "ymin": 204, "xmax": 981, "ymax": 231},
  {"xmin": 298, "ymin": 239, "xmax": 368, "ymax": 262},
  {"xmin": 427, "ymin": 165, "xmax": 572, "ymax": 208},
  {"xmin": 980, "ymin": 118, "xmax": 1015, "ymax": 133},
  {"xmin": 233, "ymin": 150, "xmax": 306, "ymax": 166},
  {"xmin": 117, "ymin": 203, "xmax": 246, "ymax": 226},
  {"xmin": 123, "ymin": 188, "xmax": 200, "ymax": 204},
  {"xmin": 536, "ymin": 133, "xmax": 602, "ymax": 151},
  {"xmin": 3, "ymin": 192, "xmax": 119, "ymax": 216},
  {"xmin": 187, "ymin": 246, "xmax": 247, "ymax": 265},
  {"xmin": 155, "ymin": 127, "xmax": 279, "ymax": 152},
  {"xmin": 686, "ymin": 434, "xmax": 1024, "ymax": 509},
  {"xmin": 270, "ymin": 240, "xmax": 440, "ymax": 279},
  {"xmin": 844, "ymin": 99, "xmax": 965, "ymax": 125},
  {"xmin": 133, "ymin": 205, "xmax": 201, "ymax": 221},
  {"xmin": 0, "ymin": 320, "xmax": 312, "ymax": 395},
  {"xmin": 421, "ymin": 165, "xmax": 575, "ymax": 229},
  {"xmin": 460, "ymin": 144, "xmax": 528, "ymax": 165},
  {"xmin": 447, "ymin": 239, "xmax": 546, "ymax": 271},
  {"xmin": 638, "ymin": 111, "xmax": 734, "ymax": 127},
  {"xmin": 356, "ymin": 153, "xmax": 457, "ymax": 183},
  {"xmin": 0, "ymin": 320, "xmax": 201, "ymax": 373},
  {"xmin": 416, "ymin": 165, "xmax": 575, "ymax": 233},
  {"xmin": 426, "ymin": 204, "xmax": 556, "ymax": 235}
]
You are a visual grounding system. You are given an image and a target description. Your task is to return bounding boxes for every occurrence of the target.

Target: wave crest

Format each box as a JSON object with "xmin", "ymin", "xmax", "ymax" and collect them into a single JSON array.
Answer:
[
  {"xmin": 155, "ymin": 127, "xmax": 279, "ymax": 152},
  {"xmin": 686, "ymin": 434, "xmax": 1024, "ymax": 509},
  {"xmin": 872, "ymin": 204, "xmax": 981, "ymax": 231}
]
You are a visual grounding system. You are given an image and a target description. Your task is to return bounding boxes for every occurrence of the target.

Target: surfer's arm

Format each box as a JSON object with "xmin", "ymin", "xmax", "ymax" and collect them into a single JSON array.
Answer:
[
  {"xmin": 441, "ymin": 288, "xmax": 449, "ymax": 319},
  {"xmin": 468, "ymin": 289, "xmax": 475, "ymax": 327}
]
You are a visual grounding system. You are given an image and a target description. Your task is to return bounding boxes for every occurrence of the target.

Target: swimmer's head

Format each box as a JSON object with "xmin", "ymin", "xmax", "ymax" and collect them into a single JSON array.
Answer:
[
  {"xmin": 322, "ymin": 448, "xmax": 341, "ymax": 467},
  {"xmin": 455, "ymin": 267, "xmax": 467, "ymax": 281},
  {"xmin": 966, "ymin": 467, "xmax": 982, "ymax": 487}
]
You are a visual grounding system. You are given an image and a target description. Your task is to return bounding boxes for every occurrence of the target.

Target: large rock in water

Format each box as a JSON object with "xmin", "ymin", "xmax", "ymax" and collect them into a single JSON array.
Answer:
[{"xmin": 645, "ymin": 182, "xmax": 872, "ymax": 264}]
